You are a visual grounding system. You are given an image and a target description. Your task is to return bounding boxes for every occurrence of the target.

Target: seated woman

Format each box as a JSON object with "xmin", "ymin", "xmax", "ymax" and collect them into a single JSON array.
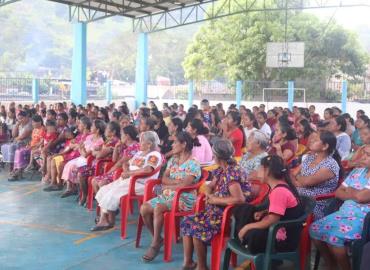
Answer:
[
  {"xmin": 91, "ymin": 131, "xmax": 162, "ymax": 231},
  {"xmin": 43, "ymin": 127, "xmax": 79, "ymax": 191},
  {"xmin": 60, "ymin": 119, "xmax": 105, "ymax": 198},
  {"xmin": 180, "ymin": 139, "xmax": 253, "ymax": 270},
  {"xmin": 43, "ymin": 116, "xmax": 91, "ymax": 191},
  {"xmin": 186, "ymin": 119, "xmax": 213, "ymax": 164},
  {"xmin": 291, "ymin": 131, "xmax": 341, "ymax": 220},
  {"xmin": 239, "ymin": 130, "xmax": 268, "ymax": 179},
  {"xmin": 2, "ymin": 110, "xmax": 33, "ymax": 180},
  {"xmin": 328, "ymin": 115, "xmax": 351, "ymax": 160},
  {"xmin": 222, "ymin": 111, "xmax": 246, "ymax": 158},
  {"xmin": 12, "ymin": 115, "xmax": 45, "ymax": 179},
  {"xmin": 310, "ymin": 145, "xmax": 370, "ymax": 270},
  {"xmin": 159, "ymin": 117, "xmax": 183, "ymax": 159},
  {"xmin": 242, "ymin": 111, "xmax": 258, "ymax": 140},
  {"xmin": 269, "ymin": 122, "xmax": 297, "ymax": 165},
  {"xmin": 140, "ymin": 131, "xmax": 201, "ymax": 262},
  {"xmin": 296, "ymin": 118, "xmax": 315, "ymax": 147},
  {"xmin": 91, "ymin": 125, "xmax": 140, "ymax": 194},
  {"xmin": 352, "ymin": 115, "xmax": 369, "ymax": 151},
  {"xmin": 348, "ymin": 125, "xmax": 370, "ymax": 168},
  {"xmin": 76, "ymin": 121, "xmax": 120, "ymax": 206},
  {"xmin": 235, "ymin": 155, "xmax": 304, "ymax": 255}
]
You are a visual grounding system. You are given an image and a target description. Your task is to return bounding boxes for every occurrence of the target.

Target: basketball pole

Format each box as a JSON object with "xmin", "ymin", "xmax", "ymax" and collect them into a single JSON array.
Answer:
[
  {"xmin": 341, "ymin": 80, "xmax": 347, "ymax": 113},
  {"xmin": 288, "ymin": 81, "xmax": 294, "ymax": 111}
]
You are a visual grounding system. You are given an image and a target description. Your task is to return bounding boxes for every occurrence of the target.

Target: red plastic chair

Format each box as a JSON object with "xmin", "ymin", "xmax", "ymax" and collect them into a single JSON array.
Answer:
[
  {"xmin": 120, "ymin": 160, "xmax": 164, "ymax": 239},
  {"xmin": 135, "ymin": 169, "xmax": 209, "ymax": 261},
  {"xmin": 207, "ymin": 180, "xmax": 270, "ymax": 270},
  {"xmin": 86, "ymin": 158, "xmax": 113, "ymax": 211}
]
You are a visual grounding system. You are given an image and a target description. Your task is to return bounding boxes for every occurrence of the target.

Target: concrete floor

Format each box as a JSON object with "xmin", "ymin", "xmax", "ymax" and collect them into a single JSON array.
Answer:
[
  {"xmin": 0, "ymin": 169, "xmax": 185, "ymax": 270},
  {"xmin": 0, "ymin": 168, "xmax": 325, "ymax": 270}
]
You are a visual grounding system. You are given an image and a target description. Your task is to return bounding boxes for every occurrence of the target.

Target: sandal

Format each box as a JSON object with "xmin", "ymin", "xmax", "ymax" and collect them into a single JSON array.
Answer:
[
  {"xmin": 90, "ymin": 224, "xmax": 114, "ymax": 232},
  {"xmin": 142, "ymin": 239, "xmax": 164, "ymax": 263}
]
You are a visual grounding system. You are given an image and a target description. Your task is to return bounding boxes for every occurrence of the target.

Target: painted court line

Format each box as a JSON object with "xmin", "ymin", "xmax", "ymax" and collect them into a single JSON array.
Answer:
[{"xmin": 0, "ymin": 220, "xmax": 119, "ymax": 245}]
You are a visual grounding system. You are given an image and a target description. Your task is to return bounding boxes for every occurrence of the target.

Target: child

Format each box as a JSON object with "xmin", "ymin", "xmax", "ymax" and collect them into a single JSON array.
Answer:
[
  {"xmin": 234, "ymin": 155, "xmax": 304, "ymax": 255},
  {"xmin": 43, "ymin": 127, "xmax": 79, "ymax": 191},
  {"xmin": 37, "ymin": 120, "xmax": 58, "ymax": 182}
]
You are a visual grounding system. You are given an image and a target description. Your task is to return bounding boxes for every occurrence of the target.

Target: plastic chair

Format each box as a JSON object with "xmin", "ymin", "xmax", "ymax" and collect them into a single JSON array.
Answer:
[
  {"xmin": 120, "ymin": 161, "xmax": 164, "ymax": 239},
  {"xmin": 223, "ymin": 196, "xmax": 316, "ymax": 270},
  {"xmin": 86, "ymin": 158, "xmax": 113, "ymax": 211},
  {"xmin": 135, "ymin": 170, "xmax": 209, "ymax": 262},
  {"xmin": 206, "ymin": 180, "xmax": 270, "ymax": 270}
]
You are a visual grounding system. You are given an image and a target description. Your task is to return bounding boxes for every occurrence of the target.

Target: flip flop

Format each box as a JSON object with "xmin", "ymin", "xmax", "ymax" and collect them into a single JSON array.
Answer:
[{"xmin": 90, "ymin": 224, "xmax": 114, "ymax": 232}]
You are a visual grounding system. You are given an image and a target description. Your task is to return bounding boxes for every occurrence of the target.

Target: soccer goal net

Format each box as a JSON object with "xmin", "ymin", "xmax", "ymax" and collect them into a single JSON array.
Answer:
[{"xmin": 262, "ymin": 88, "xmax": 306, "ymax": 104}]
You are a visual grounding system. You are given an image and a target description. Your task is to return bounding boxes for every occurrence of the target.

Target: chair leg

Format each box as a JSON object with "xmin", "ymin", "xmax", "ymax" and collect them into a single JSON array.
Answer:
[
  {"xmin": 313, "ymin": 250, "xmax": 320, "ymax": 270},
  {"xmin": 222, "ymin": 248, "xmax": 232, "ymax": 270},
  {"xmin": 120, "ymin": 195, "xmax": 129, "ymax": 239},
  {"xmin": 135, "ymin": 215, "xmax": 143, "ymax": 248},
  {"xmin": 87, "ymin": 179, "xmax": 94, "ymax": 211},
  {"xmin": 163, "ymin": 212, "xmax": 174, "ymax": 262},
  {"xmin": 211, "ymin": 236, "xmax": 222, "ymax": 270},
  {"xmin": 231, "ymin": 252, "xmax": 237, "ymax": 267}
]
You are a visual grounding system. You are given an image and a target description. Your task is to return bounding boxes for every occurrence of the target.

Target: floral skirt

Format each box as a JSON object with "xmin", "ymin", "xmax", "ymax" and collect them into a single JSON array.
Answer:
[
  {"xmin": 94, "ymin": 171, "xmax": 115, "ymax": 184},
  {"xmin": 148, "ymin": 190, "xmax": 196, "ymax": 211},
  {"xmin": 310, "ymin": 201, "xmax": 369, "ymax": 247},
  {"xmin": 180, "ymin": 204, "xmax": 224, "ymax": 244}
]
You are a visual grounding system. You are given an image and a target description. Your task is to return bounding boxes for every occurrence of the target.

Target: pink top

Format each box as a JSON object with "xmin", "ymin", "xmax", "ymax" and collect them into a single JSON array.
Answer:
[
  {"xmin": 192, "ymin": 135, "xmax": 212, "ymax": 163},
  {"xmin": 268, "ymin": 182, "xmax": 298, "ymax": 216},
  {"xmin": 84, "ymin": 134, "xmax": 104, "ymax": 152}
]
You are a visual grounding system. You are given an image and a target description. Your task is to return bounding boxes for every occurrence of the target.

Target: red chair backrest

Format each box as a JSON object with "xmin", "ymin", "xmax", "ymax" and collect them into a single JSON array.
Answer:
[{"xmin": 249, "ymin": 180, "xmax": 270, "ymax": 205}]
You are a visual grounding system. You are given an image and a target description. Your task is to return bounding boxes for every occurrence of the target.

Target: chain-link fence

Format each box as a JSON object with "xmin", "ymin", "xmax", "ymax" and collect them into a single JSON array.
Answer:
[{"xmin": 0, "ymin": 78, "xmax": 33, "ymax": 101}]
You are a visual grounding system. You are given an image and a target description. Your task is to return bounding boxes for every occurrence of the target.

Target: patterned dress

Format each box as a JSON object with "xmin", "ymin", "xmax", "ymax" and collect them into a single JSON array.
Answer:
[
  {"xmin": 239, "ymin": 151, "xmax": 267, "ymax": 176},
  {"xmin": 310, "ymin": 168, "xmax": 370, "ymax": 247},
  {"xmin": 297, "ymin": 154, "xmax": 339, "ymax": 220},
  {"xmin": 14, "ymin": 126, "xmax": 45, "ymax": 169},
  {"xmin": 180, "ymin": 163, "xmax": 252, "ymax": 244},
  {"xmin": 148, "ymin": 156, "xmax": 201, "ymax": 211},
  {"xmin": 94, "ymin": 142, "xmax": 140, "ymax": 184},
  {"xmin": 76, "ymin": 136, "xmax": 119, "ymax": 178}
]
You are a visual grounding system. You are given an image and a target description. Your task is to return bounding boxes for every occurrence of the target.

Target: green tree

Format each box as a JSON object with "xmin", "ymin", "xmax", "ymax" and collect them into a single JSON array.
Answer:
[{"xmin": 182, "ymin": 0, "xmax": 369, "ymax": 82}]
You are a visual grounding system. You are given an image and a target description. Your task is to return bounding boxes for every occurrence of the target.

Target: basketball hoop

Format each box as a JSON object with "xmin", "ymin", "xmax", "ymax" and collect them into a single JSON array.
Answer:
[{"xmin": 266, "ymin": 42, "xmax": 304, "ymax": 68}]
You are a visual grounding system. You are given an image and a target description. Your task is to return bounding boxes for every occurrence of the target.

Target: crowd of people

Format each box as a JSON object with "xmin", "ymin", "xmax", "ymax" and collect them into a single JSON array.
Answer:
[{"xmin": 0, "ymin": 99, "xmax": 369, "ymax": 270}]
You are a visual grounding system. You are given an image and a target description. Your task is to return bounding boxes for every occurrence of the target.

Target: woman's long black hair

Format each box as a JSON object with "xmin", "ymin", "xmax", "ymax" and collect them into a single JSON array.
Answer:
[
  {"xmin": 227, "ymin": 111, "xmax": 246, "ymax": 148},
  {"xmin": 260, "ymin": 155, "xmax": 300, "ymax": 201},
  {"xmin": 176, "ymin": 131, "xmax": 197, "ymax": 153},
  {"xmin": 299, "ymin": 119, "xmax": 314, "ymax": 139},
  {"xmin": 319, "ymin": 131, "xmax": 343, "ymax": 178}
]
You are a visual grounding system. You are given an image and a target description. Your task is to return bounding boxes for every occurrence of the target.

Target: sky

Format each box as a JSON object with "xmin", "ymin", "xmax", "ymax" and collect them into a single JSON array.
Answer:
[{"xmin": 309, "ymin": 6, "xmax": 370, "ymax": 29}]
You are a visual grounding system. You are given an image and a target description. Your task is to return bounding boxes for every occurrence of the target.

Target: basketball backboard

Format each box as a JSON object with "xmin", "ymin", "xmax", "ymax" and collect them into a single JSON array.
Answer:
[{"xmin": 266, "ymin": 42, "xmax": 305, "ymax": 68}]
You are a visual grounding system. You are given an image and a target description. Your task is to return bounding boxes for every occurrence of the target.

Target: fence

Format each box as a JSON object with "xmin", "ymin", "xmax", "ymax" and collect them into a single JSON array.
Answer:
[{"xmin": 1, "ymin": 77, "xmax": 370, "ymax": 105}]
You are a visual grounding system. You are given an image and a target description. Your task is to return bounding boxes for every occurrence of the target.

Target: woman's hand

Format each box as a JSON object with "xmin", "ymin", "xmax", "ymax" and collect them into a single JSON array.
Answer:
[
  {"xmin": 253, "ymin": 210, "xmax": 266, "ymax": 221},
  {"xmin": 120, "ymin": 171, "xmax": 130, "ymax": 179},
  {"xmin": 238, "ymin": 224, "xmax": 251, "ymax": 241},
  {"xmin": 206, "ymin": 194, "xmax": 218, "ymax": 205}
]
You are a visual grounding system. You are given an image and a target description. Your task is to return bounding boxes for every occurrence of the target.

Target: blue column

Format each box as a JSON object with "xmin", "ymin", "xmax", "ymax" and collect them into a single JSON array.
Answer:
[
  {"xmin": 288, "ymin": 81, "xmax": 294, "ymax": 111},
  {"xmin": 135, "ymin": 33, "xmax": 148, "ymax": 109},
  {"xmin": 32, "ymin": 78, "xmax": 39, "ymax": 104},
  {"xmin": 188, "ymin": 80, "xmax": 194, "ymax": 109},
  {"xmin": 236, "ymin": 80, "xmax": 242, "ymax": 108},
  {"xmin": 341, "ymin": 80, "xmax": 347, "ymax": 113},
  {"xmin": 71, "ymin": 22, "xmax": 87, "ymax": 106},
  {"xmin": 105, "ymin": 80, "xmax": 112, "ymax": 105}
]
